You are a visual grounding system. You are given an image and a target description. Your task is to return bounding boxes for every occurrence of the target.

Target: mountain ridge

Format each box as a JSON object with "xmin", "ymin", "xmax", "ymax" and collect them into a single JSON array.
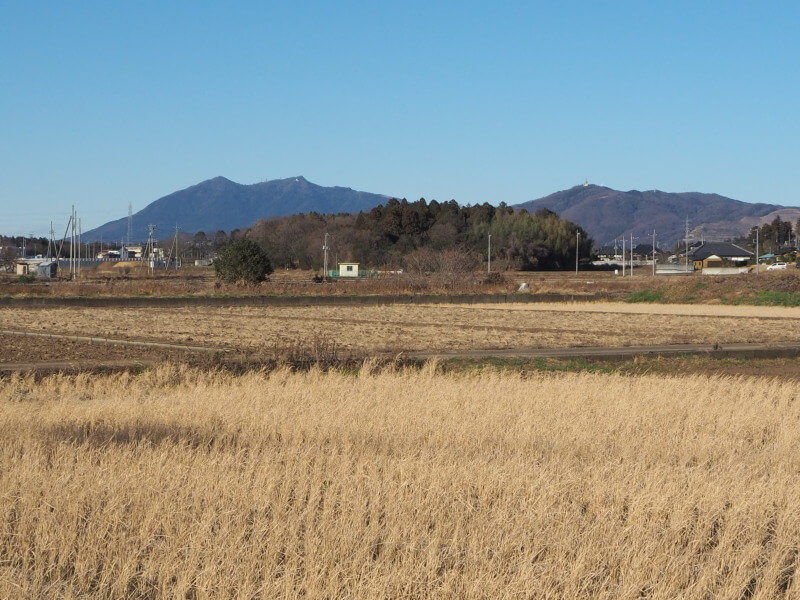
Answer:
[
  {"xmin": 514, "ymin": 184, "xmax": 798, "ymax": 246},
  {"xmin": 82, "ymin": 176, "xmax": 390, "ymax": 242}
]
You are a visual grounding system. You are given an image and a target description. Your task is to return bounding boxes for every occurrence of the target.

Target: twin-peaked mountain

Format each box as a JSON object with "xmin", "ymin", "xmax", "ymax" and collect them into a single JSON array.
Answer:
[
  {"xmin": 82, "ymin": 176, "xmax": 389, "ymax": 242},
  {"xmin": 83, "ymin": 176, "xmax": 799, "ymax": 247}
]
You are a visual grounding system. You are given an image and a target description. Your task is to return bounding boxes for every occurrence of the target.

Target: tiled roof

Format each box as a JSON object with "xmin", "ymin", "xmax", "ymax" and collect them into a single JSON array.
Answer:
[{"xmin": 688, "ymin": 242, "xmax": 754, "ymax": 261}]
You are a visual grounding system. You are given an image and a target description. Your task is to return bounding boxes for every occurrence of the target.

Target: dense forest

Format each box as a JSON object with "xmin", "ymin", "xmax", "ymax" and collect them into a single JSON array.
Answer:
[{"xmin": 241, "ymin": 199, "xmax": 591, "ymax": 271}]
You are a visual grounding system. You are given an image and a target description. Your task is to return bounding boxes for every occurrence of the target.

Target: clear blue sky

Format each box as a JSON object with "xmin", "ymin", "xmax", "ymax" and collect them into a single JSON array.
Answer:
[{"xmin": 2, "ymin": 1, "xmax": 798, "ymax": 235}]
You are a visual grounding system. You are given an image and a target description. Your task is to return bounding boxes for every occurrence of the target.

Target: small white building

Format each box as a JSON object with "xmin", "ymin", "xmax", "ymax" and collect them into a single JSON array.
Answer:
[
  {"xmin": 338, "ymin": 263, "xmax": 359, "ymax": 277},
  {"xmin": 15, "ymin": 258, "xmax": 48, "ymax": 275}
]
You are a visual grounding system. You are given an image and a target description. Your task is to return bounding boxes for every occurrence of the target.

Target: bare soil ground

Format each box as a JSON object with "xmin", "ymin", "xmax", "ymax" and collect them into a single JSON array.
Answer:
[
  {"xmin": 2, "ymin": 302, "xmax": 800, "ymax": 355},
  {"xmin": 0, "ymin": 334, "xmax": 188, "ymax": 367}
]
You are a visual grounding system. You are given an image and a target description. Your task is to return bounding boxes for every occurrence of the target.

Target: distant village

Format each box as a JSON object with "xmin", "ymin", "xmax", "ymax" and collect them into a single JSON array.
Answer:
[{"xmin": 2, "ymin": 210, "xmax": 798, "ymax": 280}]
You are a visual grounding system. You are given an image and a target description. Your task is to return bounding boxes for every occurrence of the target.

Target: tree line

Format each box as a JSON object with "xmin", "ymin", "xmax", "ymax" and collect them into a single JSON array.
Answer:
[
  {"xmin": 743, "ymin": 215, "xmax": 800, "ymax": 255},
  {"xmin": 241, "ymin": 199, "xmax": 591, "ymax": 272}
]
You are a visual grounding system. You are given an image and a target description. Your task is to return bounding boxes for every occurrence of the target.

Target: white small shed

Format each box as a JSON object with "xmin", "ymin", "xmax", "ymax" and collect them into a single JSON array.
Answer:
[{"xmin": 338, "ymin": 263, "xmax": 359, "ymax": 277}]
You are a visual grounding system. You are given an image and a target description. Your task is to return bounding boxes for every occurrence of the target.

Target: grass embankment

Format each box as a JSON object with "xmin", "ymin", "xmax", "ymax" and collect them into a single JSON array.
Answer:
[
  {"xmin": 445, "ymin": 354, "xmax": 800, "ymax": 379},
  {"xmin": 625, "ymin": 290, "xmax": 665, "ymax": 303},
  {"xmin": 618, "ymin": 272, "xmax": 800, "ymax": 305},
  {"xmin": 731, "ymin": 291, "xmax": 800, "ymax": 307},
  {"xmin": 3, "ymin": 366, "xmax": 800, "ymax": 598},
  {"xmin": 0, "ymin": 269, "xmax": 519, "ymax": 299},
  {"xmin": 627, "ymin": 289, "xmax": 800, "ymax": 306}
]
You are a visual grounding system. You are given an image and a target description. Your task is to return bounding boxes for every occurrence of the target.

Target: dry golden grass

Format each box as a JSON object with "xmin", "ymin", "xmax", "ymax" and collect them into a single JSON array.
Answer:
[
  {"xmin": 3, "ymin": 366, "xmax": 800, "ymax": 598},
  {"xmin": 3, "ymin": 301, "xmax": 800, "ymax": 354},
  {"xmin": 470, "ymin": 301, "xmax": 800, "ymax": 318}
]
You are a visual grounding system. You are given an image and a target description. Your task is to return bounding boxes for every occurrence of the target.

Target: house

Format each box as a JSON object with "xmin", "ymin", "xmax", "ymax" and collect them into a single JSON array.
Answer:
[
  {"xmin": 337, "ymin": 263, "xmax": 359, "ymax": 277},
  {"xmin": 632, "ymin": 244, "xmax": 658, "ymax": 261},
  {"xmin": 595, "ymin": 246, "xmax": 620, "ymax": 261},
  {"xmin": 121, "ymin": 245, "xmax": 143, "ymax": 259},
  {"xmin": 15, "ymin": 258, "xmax": 47, "ymax": 275},
  {"xmin": 689, "ymin": 242, "xmax": 754, "ymax": 270}
]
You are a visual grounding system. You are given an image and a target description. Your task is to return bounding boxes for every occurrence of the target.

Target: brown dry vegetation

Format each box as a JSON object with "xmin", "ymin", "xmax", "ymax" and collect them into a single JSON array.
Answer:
[
  {"xmin": 0, "ymin": 268, "xmax": 519, "ymax": 298},
  {"xmin": 3, "ymin": 302, "xmax": 800, "ymax": 355},
  {"xmin": 3, "ymin": 366, "xmax": 800, "ymax": 598},
  {"xmin": 3, "ymin": 268, "xmax": 800, "ymax": 305},
  {"xmin": 469, "ymin": 301, "xmax": 800, "ymax": 319}
]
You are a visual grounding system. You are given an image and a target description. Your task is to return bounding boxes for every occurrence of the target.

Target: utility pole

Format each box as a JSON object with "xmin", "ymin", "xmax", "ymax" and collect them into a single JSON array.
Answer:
[
  {"xmin": 684, "ymin": 216, "xmax": 690, "ymax": 272},
  {"xmin": 173, "ymin": 225, "xmax": 180, "ymax": 270},
  {"xmin": 70, "ymin": 205, "xmax": 76, "ymax": 280},
  {"xmin": 77, "ymin": 218, "xmax": 82, "ymax": 278},
  {"xmin": 322, "ymin": 233, "xmax": 329, "ymax": 277},
  {"xmin": 575, "ymin": 231, "xmax": 580, "ymax": 273},
  {"xmin": 652, "ymin": 229, "xmax": 656, "ymax": 276},
  {"xmin": 622, "ymin": 237, "xmax": 626, "ymax": 276},
  {"xmin": 48, "ymin": 222, "xmax": 55, "ymax": 258},
  {"xmin": 127, "ymin": 202, "xmax": 133, "ymax": 247},
  {"xmin": 487, "ymin": 234, "xmax": 492, "ymax": 273},
  {"xmin": 146, "ymin": 224, "xmax": 156, "ymax": 274},
  {"xmin": 630, "ymin": 233, "xmax": 634, "ymax": 276},
  {"xmin": 755, "ymin": 227, "xmax": 759, "ymax": 271}
]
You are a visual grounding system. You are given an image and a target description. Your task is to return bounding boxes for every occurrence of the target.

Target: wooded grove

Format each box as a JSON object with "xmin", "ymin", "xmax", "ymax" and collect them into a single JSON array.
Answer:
[{"xmin": 244, "ymin": 199, "xmax": 592, "ymax": 271}]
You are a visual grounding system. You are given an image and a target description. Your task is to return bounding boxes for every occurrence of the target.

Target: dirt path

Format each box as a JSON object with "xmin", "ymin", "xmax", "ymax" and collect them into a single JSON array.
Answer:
[
  {"xmin": 4, "ymin": 327, "xmax": 800, "ymax": 373},
  {"xmin": 403, "ymin": 341, "xmax": 800, "ymax": 361},
  {"xmin": 0, "ymin": 329, "xmax": 228, "ymax": 353}
]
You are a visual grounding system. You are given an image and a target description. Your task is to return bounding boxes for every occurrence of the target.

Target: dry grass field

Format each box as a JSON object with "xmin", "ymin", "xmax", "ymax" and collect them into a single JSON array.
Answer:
[
  {"xmin": 472, "ymin": 301, "xmax": 800, "ymax": 319},
  {"xmin": 3, "ymin": 366, "xmax": 800, "ymax": 599},
  {"xmin": 1, "ymin": 267, "xmax": 799, "ymax": 305},
  {"xmin": 3, "ymin": 301, "xmax": 800, "ymax": 355}
]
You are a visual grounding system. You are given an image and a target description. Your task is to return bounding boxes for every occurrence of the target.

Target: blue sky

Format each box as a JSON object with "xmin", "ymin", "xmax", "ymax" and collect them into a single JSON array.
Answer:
[{"xmin": 2, "ymin": 1, "xmax": 798, "ymax": 235}]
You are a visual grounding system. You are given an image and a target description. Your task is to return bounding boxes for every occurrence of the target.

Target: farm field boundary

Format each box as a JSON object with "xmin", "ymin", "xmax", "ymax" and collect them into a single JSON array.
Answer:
[
  {"xmin": 0, "ymin": 291, "xmax": 623, "ymax": 309},
  {"xmin": 4, "ymin": 327, "xmax": 800, "ymax": 371},
  {"xmin": 0, "ymin": 329, "xmax": 228, "ymax": 353},
  {"xmin": 406, "ymin": 341, "xmax": 800, "ymax": 361}
]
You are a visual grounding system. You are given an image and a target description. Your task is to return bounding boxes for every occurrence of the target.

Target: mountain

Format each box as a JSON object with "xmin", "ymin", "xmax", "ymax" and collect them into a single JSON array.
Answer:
[
  {"xmin": 83, "ymin": 176, "xmax": 389, "ymax": 242},
  {"xmin": 515, "ymin": 184, "xmax": 799, "ymax": 246}
]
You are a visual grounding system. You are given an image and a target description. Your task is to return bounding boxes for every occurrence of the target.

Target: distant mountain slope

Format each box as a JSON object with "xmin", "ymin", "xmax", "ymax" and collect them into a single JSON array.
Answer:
[
  {"xmin": 515, "ymin": 184, "xmax": 791, "ymax": 246},
  {"xmin": 83, "ymin": 176, "xmax": 389, "ymax": 242}
]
